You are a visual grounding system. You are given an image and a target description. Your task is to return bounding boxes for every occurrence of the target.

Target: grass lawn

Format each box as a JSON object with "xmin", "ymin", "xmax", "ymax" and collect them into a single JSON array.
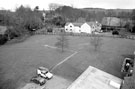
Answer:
[{"xmin": 0, "ymin": 35, "xmax": 135, "ymax": 88}]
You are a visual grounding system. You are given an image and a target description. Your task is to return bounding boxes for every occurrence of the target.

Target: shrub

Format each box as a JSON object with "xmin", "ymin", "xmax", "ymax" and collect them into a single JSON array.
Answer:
[
  {"xmin": 0, "ymin": 34, "xmax": 8, "ymax": 45},
  {"xmin": 24, "ymin": 15, "xmax": 43, "ymax": 31},
  {"xmin": 0, "ymin": 5, "xmax": 44, "ymax": 43},
  {"xmin": 112, "ymin": 30, "xmax": 119, "ymax": 35}
]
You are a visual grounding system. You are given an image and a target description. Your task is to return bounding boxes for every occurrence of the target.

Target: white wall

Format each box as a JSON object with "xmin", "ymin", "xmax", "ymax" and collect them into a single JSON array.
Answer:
[
  {"xmin": 65, "ymin": 22, "xmax": 98, "ymax": 34},
  {"xmin": 81, "ymin": 23, "xmax": 92, "ymax": 34},
  {"xmin": 65, "ymin": 23, "xmax": 74, "ymax": 32},
  {"xmin": 74, "ymin": 26, "xmax": 81, "ymax": 33}
]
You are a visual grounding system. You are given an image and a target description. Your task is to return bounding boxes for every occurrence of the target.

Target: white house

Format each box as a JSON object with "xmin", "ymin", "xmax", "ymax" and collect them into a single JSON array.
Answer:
[
  {"xmin": 74, "ymin": 26, "xmax": 81, "ymax": 33},
  {"xmin": 65, "ymin": 23, "xmax": 75, "ymax": 33},
  {"xmin": 65, "ymin": 23, "xmax": 82, "ymax": 33},
  {"xmin": 65, "ymin": 22, "xmax": 102, "ymax": 34},
  {"xmin": 81, "ymin": 23, "xmax": 92, "ymax": 34},
  {"xmin": 87, "ymin": 22, "xmax": 102, "ymax": 32}
]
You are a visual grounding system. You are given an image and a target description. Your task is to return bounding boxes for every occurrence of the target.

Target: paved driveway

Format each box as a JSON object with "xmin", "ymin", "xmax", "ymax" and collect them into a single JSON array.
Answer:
[{"xmin": 21, "ymin": 75, "xmax": 71, "ymax": 89}]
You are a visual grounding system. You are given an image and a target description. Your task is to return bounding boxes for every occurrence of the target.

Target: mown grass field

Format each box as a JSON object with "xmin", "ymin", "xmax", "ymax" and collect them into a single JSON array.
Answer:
[{"xmin": 0, "ymin": 35, "xmax": 135, "ymax": 88}]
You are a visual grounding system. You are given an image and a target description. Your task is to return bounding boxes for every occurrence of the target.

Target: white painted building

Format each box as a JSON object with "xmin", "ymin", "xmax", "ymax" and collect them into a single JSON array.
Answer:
[
  {"xmin": 74, "ymin": 26, "xmax": 81, "ymax": 33},
  {"xmin": 65, "ymin": 23, "xmax": 75, "ymax": 33},
  {"xmin": 81, "ymin": 23, "xmax": 92, "ymax": 34},
  {"xmin": 65, "ymin": 22, "xmax": 102, "ymax": 34}
]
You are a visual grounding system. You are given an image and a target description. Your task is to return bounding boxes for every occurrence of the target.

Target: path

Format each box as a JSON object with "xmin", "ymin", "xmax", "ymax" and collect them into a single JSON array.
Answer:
[
  {"xmin": 50, "ymin": 51, "xmax": 78, "ymax": 71},
  {"xmin": 44, "ymin": 43, "xmax": 90, "ymax": 71},
  {"xmin": 44, "ymin": 45, "xmax": 78, "ymax": 71}
]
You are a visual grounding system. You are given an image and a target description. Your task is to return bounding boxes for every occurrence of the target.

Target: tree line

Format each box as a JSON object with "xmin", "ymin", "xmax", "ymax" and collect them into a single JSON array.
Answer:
[
  {"xmin": 0, "ymin": 5, "xmax": 66, "ymax": 45},
  {"xmin": 0, "ymin": 4, "xmax": 135, "ymax": 45},
  {"xmin": 0, "ymin": 5, "xmax": 43, "ymax": 44}
]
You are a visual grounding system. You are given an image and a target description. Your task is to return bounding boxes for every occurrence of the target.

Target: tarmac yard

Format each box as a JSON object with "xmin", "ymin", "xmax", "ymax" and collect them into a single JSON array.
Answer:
[{"xmin": 21, "ymin": 75, "xmax": 72, "ymax": 89}]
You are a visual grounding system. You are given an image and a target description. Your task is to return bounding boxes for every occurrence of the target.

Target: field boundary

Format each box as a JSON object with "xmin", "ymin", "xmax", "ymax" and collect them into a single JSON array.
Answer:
[{"xmin": 32, "ymin": 32, "xmax": 135, "ymax": 40}]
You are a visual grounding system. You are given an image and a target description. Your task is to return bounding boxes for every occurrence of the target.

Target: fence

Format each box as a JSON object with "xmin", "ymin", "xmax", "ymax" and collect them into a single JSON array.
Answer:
[{"xmin": 32, "ymin": 31, "xmax": 135, "ymax": 40}]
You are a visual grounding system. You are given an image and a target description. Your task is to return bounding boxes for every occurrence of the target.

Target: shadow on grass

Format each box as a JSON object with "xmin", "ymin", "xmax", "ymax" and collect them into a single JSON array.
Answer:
[{"xmin": 121, "ymin": 54, "xmax": 134, "ymax": 59}]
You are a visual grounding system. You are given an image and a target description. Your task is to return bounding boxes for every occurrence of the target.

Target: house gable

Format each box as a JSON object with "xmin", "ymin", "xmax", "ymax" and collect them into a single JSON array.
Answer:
[
  {"xmin": 65, "ymin": 23, "xmax": 75, "ymax": 32},
  {"xmin": 81, "ymin": 23, "xmax": 92, "ymax": 33},
  {"xmin": 65, "ymin": 22, "xmax": 101, "ymax": 33}
]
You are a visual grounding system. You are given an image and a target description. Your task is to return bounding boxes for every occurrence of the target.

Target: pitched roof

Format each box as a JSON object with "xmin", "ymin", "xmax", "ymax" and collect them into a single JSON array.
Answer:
[
  {"xmin": 72, "ymin": 23, "xmax": 83, "ymax": 26},
  {"xmin": 65, "ymin": 22, "xmax": 83, "ymax": 26},
  {"xmin": 65, "ymin": 22, "xmax": 71, "ymax": 26},
  {"xmin": 87, "ymin": 22, "xmax": 95, "ymax": 26},
  {"xmin": 101, "ymin": 17, "xmax": 121, "ymax": 26},
  {"xmin": 65, "ymin": 22, "xmax": 101, "ymax": 27}
]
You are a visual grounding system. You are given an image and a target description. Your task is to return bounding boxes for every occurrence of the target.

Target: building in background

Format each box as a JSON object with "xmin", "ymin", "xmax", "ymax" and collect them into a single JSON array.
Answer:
[{"xmin": 65, "ymin": 22, "xmax": 102, "ymax": 34}]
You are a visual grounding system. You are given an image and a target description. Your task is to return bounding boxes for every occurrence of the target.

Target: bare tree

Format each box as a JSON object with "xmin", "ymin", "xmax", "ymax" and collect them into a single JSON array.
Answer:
[
  {"xmin": 90, "ymin": 34, "xmax": 102, "ymax": 52},
  {"xmin": 76, "ymin": 17, "xmax": 86, "ymax": 23},
  {"xmin": 49, "ymin": 3, "xmax": 61, "ymax": 11},
  {"xmin": 55, "ymin": 31, "xmax": 68, "ymax": 53},
  {"xmin": 48, "ymin": 3, "xmax": 61, "ymax": 17},
  {"xmin": 34, "ymin": 6, "xmax": 39, "ymax": 11},
  {"xmin": 107, "ymin": 10, "xmax": 114, "ymax": 28}
]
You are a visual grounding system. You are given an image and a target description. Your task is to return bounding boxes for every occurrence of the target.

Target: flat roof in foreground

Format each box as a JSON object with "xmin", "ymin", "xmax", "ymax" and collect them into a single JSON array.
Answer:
[{"xmin": 67, "ymin": 66, "xmax": 123, "ymax": 89}]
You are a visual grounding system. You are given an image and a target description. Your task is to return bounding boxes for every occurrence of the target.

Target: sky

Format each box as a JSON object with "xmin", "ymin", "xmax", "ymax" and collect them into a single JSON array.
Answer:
[{"xmin": 0, "ymin": 0, "xmax": 135, "ymax": 11}]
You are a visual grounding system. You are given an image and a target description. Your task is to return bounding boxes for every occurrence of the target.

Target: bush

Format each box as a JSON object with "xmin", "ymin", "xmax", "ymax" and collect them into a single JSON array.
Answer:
[
  {"xmin": 0, "ymin": 5, "xmax": 44, "ymax": 43},
  {"xmin": 0, "ymin": 34, "xmax": 8, "ymax": 45},
  {"xmin": 47, "ymin": 27, "xmax": 53, "ymax": 33},
  {"xmin": 4, "ymin": 26, "xmax": 22, "ymax": 40},
  {"xmin": 52, "ymin": 15, "xmax": 66, "ymax": 27},
  {"xmin": 24, "ymin": 15, "xmax": 43, "ymax": 31},
  {"xmin": 132, "ymin": 25, "xmax": 135, "ymax": 33},
  {"xmin": 112, "ymin": 30, "xmax": 119, "ymax": 35}
]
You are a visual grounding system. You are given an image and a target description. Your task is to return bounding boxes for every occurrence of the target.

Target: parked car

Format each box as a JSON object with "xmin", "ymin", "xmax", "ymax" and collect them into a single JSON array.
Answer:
[
  {"xmin": 37, "ymin": 66, "xmax": 53, "ymax": 80},
  {"xmin": 30, "ymin": 76, "xmax": 46, "ymax": 86}
]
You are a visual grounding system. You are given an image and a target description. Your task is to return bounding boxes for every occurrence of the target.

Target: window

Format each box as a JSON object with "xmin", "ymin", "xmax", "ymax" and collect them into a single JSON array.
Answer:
[
  {"xmin": 70, "ymin": 29, "xmax": 72, "ymax": 31},
  {"xmin": 70, "ymin": 25, "xmax": 72, "ymax": 27}
]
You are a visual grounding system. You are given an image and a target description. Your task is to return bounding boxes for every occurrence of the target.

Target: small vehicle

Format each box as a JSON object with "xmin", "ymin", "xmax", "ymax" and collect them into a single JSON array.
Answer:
[
  {"xmin": 37, "ymin": 66, "xmax": 53, "ymax": 80},
  {"xmin": 30, "ymin": 76, "xmax": 46, "ymax": 86},
  {"xmin": 37, "ymin": 67, "xmax": 49, "ymax": 74}
]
